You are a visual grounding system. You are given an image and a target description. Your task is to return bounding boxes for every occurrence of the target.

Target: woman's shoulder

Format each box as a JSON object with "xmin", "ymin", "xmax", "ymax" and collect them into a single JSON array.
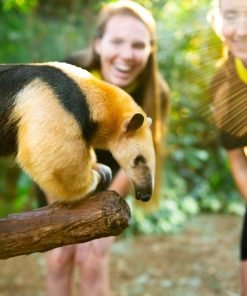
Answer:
[
  {"xmin": 213, "ymin": 53, "xmax": 235, "ymax": 80},
  {"xmin": 64, "ymin": 48, "xmax": 93, "ymax": 69},
  {"xmin": 209, "ymin": 55, "xmax": 235, "ymax": 97}
]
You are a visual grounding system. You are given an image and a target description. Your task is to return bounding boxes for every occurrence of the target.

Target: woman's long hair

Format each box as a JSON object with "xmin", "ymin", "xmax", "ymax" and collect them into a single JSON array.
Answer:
[{"xmin": 66, "ymin": 1, "xmax": 170, "ymax": 210}]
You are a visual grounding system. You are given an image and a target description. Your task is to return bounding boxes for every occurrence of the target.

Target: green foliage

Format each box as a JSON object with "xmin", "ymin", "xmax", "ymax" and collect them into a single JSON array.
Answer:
[
  {"xmin": 0, "ymin": 10, "xmax": 93, "ymax": 63},
  {"xmin": 0, "ymin": 0, "xmax": 244, "ymax": 232},
  {"xmin": 1, "ymin": 0, "xmax": 38, "ymax": 13},
  {"xmin": 0, "ymin": 158, "xmax": 35, "ymax": 217}
]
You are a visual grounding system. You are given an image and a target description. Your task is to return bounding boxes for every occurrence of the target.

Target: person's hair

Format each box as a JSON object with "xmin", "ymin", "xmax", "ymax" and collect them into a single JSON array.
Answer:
[
  {"xmin": 213, "ymin": 0, "xmax": 220, "ymax": 9},
  {"xmin": 208, "ymin": 0, "xmax": 230, "ymax": 59},
  {"xmin": 66, "ymin": 0, "xmax": 169, "ymax": 210},
  {"xmin": 208, "ymin": 0, "xmax": 221, "ymax": 33}
]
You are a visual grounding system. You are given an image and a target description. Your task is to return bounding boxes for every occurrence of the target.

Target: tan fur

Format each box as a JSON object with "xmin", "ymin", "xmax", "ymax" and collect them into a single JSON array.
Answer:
[
  {"xmin": 11, "ymin": 78, "xmax": 98, "ymax": 202},
  {"xmin": 70, "ymin": 69, "xmax": 156, "ymax": 190}
]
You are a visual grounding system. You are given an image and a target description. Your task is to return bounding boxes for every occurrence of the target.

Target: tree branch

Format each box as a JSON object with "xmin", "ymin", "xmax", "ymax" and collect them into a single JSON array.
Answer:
[{"xmin": 0, "ymin": 190, "xmax": 130, "ymax": 259}]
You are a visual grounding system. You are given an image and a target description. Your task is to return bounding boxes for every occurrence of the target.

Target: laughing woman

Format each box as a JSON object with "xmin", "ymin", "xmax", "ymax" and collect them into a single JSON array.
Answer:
[{"xmin": 44, "ymin": 1, "xmax": 170, "ymax": 296}]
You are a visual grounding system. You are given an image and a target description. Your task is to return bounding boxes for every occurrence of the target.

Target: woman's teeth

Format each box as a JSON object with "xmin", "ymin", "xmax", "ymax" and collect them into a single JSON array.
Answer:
[{"xmin": 115, "ymin": 64, "xmax": 131, "ymax": 72}]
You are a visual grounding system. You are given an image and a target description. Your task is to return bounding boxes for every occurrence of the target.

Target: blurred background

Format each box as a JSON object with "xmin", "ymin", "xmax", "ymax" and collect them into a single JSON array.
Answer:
[
  {"xmin": 0, "ymin": 0, "xmax": 243, "ymax": 228},
  {"xmin": 1, "ymin": 1, "xmax": 245, "ymax": 295}
]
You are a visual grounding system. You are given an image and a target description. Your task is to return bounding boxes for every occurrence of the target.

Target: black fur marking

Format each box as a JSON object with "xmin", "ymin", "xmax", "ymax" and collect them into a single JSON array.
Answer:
[
  {"xmin": 132, "ymin": 154, "xmax": 152, "ymax": 201},
  {"xmin": 0, "ymin": 65, "xmax": 22, "ymax": 155},
  {"xmin": 0, "ymin": 64, "xmax": 98, "ymax": 156},
  {"xmin": 134, "ymin": 154, "xmax": 146, "ymax": 166},
  {"xmin": 0, "ymin": 110, "xmax": 19, "ymax": 155}
]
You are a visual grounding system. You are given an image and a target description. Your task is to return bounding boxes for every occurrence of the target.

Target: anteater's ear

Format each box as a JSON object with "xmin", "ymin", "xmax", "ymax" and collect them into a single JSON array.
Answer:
[{"xmin": 123, "ymin": 113, "xmax": 144, "ymax": 132}]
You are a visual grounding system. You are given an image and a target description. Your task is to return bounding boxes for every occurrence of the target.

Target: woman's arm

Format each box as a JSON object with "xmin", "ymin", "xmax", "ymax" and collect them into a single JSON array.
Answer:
[
  {"xmin": 108, "ymin": 169, "xmax": 131, "ymax": 197},
  {"xmin": 228, "ymin": 147, "xmax": 247, "ymax": 202}
]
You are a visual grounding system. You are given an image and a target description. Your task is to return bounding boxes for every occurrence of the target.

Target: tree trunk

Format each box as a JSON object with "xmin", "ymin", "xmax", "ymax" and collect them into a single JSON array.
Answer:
[{"xmin": 0, "ymin": 190, "xmax": 130, "ymax": 259}]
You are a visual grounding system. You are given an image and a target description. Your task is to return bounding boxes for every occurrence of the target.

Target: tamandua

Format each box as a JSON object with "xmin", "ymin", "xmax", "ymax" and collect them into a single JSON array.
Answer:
[{"xmin": 0, "ymin": 62, "xmax": 155, "ymax": 202}]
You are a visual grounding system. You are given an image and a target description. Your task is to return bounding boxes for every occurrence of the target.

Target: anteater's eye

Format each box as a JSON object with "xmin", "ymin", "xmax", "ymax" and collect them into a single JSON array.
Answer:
[{"xmin": 134, "ymin": 154, "xmax": 146, "ymax": 166}]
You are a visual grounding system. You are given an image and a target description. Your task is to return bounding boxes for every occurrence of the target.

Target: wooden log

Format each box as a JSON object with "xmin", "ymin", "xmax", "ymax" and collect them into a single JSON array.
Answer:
[{"xmin": 0, "ymin": 190, "xmax": 130, "ymax": 259}]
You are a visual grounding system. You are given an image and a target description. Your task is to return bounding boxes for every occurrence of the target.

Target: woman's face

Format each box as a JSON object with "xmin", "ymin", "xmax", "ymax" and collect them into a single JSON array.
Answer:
[
  {"xmin": 219, "ymin": 0, "xmax": 247, "ymax": 62},
  {"xmin": 94, "ymin": 14, "xmax": 152, "ymax": 88}
]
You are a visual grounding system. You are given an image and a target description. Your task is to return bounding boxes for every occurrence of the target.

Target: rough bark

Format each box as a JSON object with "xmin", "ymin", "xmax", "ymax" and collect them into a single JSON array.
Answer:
[{"xmin": 0, "ymin": 190, "xmax": 130, "ymax": 259}]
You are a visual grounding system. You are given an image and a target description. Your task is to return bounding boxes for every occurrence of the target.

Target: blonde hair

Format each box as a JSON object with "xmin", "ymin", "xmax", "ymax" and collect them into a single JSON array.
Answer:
[
  {"xmin": 208, "ymin": 0, "xmax": 221, "ymax": 34},
  {"xmin": 208, "ymin": 0, "xmax": 230, "ymax": 59},
  {"xmin": 96, "ymin": 1, "xmax": 156, "ymax": 41}
]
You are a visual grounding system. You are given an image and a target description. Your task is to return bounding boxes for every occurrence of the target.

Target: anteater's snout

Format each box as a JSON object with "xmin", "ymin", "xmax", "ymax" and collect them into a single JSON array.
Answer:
[
  {"xmin": 132, "ymin": 156, "xmax": 154, "ymax": 202},
  {"xmin": 135, "ymin": 191, "xmax": 152, "ymax": 202},
  {"xmin": 133, "ymin": 176, "xmax": 153, "ymax": 202}
]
